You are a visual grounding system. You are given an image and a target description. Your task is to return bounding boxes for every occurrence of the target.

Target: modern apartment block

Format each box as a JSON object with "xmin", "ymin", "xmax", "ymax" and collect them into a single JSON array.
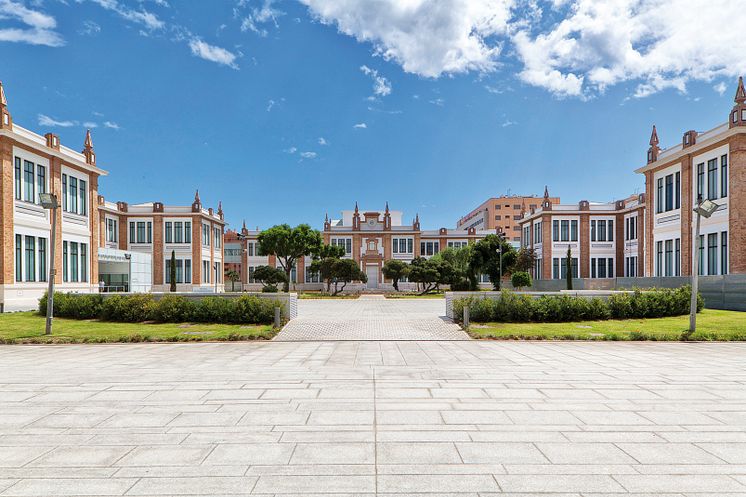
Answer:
[
  {"xmin": 635, "ymin": 77, "xmax": 746, "ymax": 277},
  {"xmin": 0, "ymin": 82, "xmax": 107, "ymax": 311},
  {"xmin": 518, "ymin": 188, "xmax": 645, "ymax": 280},
  {"xmin": 98, "ymin": 192, "xmax": 226, "ymax": 293},
  {"xmin": 457, "ymin": 194, "xmax": 560, "ymax": 241}
]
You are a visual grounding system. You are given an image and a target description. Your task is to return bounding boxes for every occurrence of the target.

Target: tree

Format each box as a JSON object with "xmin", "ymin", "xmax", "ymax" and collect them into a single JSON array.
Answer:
[
  {"xmin": 434, "ymin": 246, "xmax": 475, "ymax": 290},
  {"xmin": 169, "ymin": 250, "xmax": 177, "ymax": 292},
  {"xmin": 253, "ymin": 265, "xmax": 287, "ymax": 293},
  {"xmin": 470, "ymin": 234, "xmax": 517, "ymax": 290},
  {"xmin": 511, "ymin": 271, "xmax": 531, "ymax": 290},
  {"xmin": 408, "ymin": 257, "xmax": 451, "ymax": 294},
  {"xmin": 309, "ymin": 244, "xmax": 346, "ymax": 293},
  {"xmin": 382, "ymin": 259, "xmax": 409, "ymax": 291},
  {"xmin": 258, "ymin": 224, "xmax": 323, "ymax": 292},
  {"xmin": 329, "ymin": 259, "xmax": 367, "ymax": 295},
  {"xmin": 566, "ymin": 246, "xmax": 573, "ymax": 290},
  {"xmin": 225, "ymin": 269, "xmax": 240, "ymax": 292},
  {"xmin": 511, "ymin": 247, "xmax": 537, "ymax": 274}
]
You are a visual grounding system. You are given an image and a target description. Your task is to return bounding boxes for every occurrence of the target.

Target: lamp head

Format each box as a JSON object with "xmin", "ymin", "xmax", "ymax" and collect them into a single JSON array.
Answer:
[
  {"xmin": 694, "ymin": 199, "xmax": 719, "ymax": 218},
  {"xmin": 39, "ymin": 193, "xmax": 59, "ymax": 209}
]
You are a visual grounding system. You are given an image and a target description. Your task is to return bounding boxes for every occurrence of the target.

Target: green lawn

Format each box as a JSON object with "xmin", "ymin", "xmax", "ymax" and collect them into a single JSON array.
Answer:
[
  {"xmin": 385, "ymin": 293, "xmax": 445, "ymax": 299},
  {"xmin": 468, "ymin": 309, "xmax": 746, "ymax": 341},
  {"xmin": 0, "ymin": 312, "xmax": 276, "ymax": 344}
]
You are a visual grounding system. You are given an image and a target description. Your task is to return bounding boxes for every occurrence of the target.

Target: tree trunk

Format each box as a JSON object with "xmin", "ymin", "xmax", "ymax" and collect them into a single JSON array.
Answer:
[{"xmin": 393, "ymin": 279, "xmax": 399, "ymax": 291}]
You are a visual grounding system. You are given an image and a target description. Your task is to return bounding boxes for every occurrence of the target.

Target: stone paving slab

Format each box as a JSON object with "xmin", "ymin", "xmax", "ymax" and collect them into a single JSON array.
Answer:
[
  {"xmin": 1, "ymin": 341, "xmax": 746, "ymax": 495},
  {"xmin": 275, "ymin": 297, "xmax": 469, "ymax": 341}
]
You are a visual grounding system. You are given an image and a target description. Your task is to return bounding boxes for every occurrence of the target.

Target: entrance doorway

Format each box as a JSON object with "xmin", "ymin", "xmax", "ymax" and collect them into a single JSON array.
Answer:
[{"xmin": 365, "ymin": 265, "xmax": 379, "ymax": 289}]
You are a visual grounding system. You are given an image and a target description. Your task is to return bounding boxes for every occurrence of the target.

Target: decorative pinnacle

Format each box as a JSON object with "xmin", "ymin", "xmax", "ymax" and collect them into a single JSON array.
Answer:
[
  {"xmin": 735, "ymin": 76, "xmax": 746, "ymax": 105},
  {"xmin": 84, "ymin": 129, "xmax": 93, "ymax": 149},
  {"xmin": 649, "ymin": 124, "xmax": 659, "ymax": 147},
  {"xmin": 194, "ymin": 190, "xmax": 201, "ymax": 203}
]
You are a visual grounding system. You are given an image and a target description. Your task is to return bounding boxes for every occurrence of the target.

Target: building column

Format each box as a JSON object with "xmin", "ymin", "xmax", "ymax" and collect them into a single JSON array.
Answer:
[
  {"xmin": 680, "ymin": 156, "xmax": 693, "ymax": 276},
  {"xmin": 615, "ymin": 213, "xmax": 624, "ymax": 278},
  {"xmin": 191, "ymin": 215, "xmax": 201, "ymax": 285},
  {"xmin": 644, "ymin": 171, "xmax": 655, "ymax": 277},
  {"xmin": 50, "ymin": 157, "xmax": 63, "ymax": 284},
  {"xmin": 580, "ymin": 215, "xmax": 590, "ymax": 278},
  {"xmin": 153, "ymin": 217, "xmax": 164, "ymax": 286},
  {"xmin": 637, "ymin": 207, "xmax": 645, "ymax": 277},
  {"xmin": 0, "ymin": 137, "xmax": 14, "ymax": 285},
  {"xmin": 729, "ymin": 134, "xmax": 746, "ymax": 273},
  {"xmin": 89, "ymin": 176, "xmax": 100, "ymax": 286},
  {"xmin": 541, "ymin": 215, "xmax": 552, "ymax": 280}
]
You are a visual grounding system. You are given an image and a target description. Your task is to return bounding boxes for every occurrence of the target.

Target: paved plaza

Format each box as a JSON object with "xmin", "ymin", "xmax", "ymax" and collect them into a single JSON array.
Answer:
[
  {"xmin": 2, "ymin": 340, "xmax": 746, "ymax": 495},
  {"xmin": 276, "ymin": 296, "xmax": 469, "ymax": 341}
]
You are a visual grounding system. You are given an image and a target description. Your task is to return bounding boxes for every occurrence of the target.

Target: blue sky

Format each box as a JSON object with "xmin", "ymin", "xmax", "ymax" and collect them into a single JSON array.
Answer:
[{"xmin": 1, "ymin": 0, "xmax": 742, "ymax": 231}]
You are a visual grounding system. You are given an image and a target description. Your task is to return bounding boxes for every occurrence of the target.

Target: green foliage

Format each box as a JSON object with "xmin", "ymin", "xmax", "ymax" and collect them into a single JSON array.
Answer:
[
  {"xmin": 225, "ymin": 269, "xmax": 240, "ymax": 291},
  {"xmin": 382, "ymin": 259, "xmax": 410, "ymax": 291},
  {"xmin": 39, "ymin": 292, "xmax": 281, "ymax": 325},
  {"xmin": 511, "ymin": 271, "xmax": 531, "ymax": 289},
  {"xmin": 433, "ymin": 247, "xmax": 476, "ymax": 291},
  {"xmin": 453, "ymin": 287, "xmax": 700, "ymax": 324},
  {"xmin": 469, "ymin": 234, "xmax": 517, "ymax": 290},
  {"xmin": 511, "ymin": 247, "xmax": 537, "ymax": 273},
  {"xmin": 408, "ymin": 257, "xmax": 445, "ymax": 294},
  {"xmin": 253, "ymin": 265, "xmax": 288, "ymax": 293},
  {"xmin": 329, "ymin": 258, "xmax": 367, "ymax": 295},
  {"xmin": 257, "ymin": 224, "xmax": 323, "ymax": 291},
  {"xmin": 310, "ymin": 244, "xmax": 347, "ymax": 292}
]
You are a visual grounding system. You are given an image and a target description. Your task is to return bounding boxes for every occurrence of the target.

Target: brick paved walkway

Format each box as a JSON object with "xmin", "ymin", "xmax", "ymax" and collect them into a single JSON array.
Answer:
[
  {"xmin": 275, "ymin": 296, "xmax": 469, "ymax": 341},
  {"xmin": 2, "ymin": 341, "xmax": 746, "ymax": 495}
]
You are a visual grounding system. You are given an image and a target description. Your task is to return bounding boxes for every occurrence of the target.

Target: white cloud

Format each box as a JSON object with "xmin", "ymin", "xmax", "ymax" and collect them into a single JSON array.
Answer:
[
  {"xmin": 0, "ymin": 0, "xmax": 65, "ymax": 46},
  {"xmin": 83, "ymin": 121, "xmax": 98, "ymax": 128},
  {"xmin": 239, "ymin": 0, "xmax": 283, "ymax": 36},
  {"xmin": 266, "ymin": 99, "xmax": 276, "ymax": 112},
  {"xmin": 83, "ymin": 0, "xmax": 165, "ymax": 30},
  {"xmin": 300, "ymin": 151, "xmax": 317, "ymax": 159},
  {"xmin": 429, "ymin": 98, "xmax": 445, "ymax": 107},
  {"xmin": 284, "ymin": 146, "xmax": 298, "ymax": 154},
  {"xmin": 318, "ymin": 137, "xmax": 328, "ymax": 145},
  {"xmin": 714, "ymin": 82, "xmax": 727, "ymax": 96},
  {"xmin": 299, "ymin": 0, "xmax": 512, "ymax": 78},
  {"xmin": 38, "ymin": 114, "xmax": 76, "ymax": 127},
  {"xmin": 501, "ymin": 119, "xmax": 516, "ymax": 127},
  {"xmin": 512, "ymin": 0, "xmax": 746, "ymax": 98},
  {"xmin": 353, "ymin": 122, "xmax": 367, "ymax": 129},
  {"xmin": 78, "ymin": 20, "xmax": 101, "ymax": 36},
  {"xmin": 360, "ymin": 65, "xmax": 392, "ymax": 98},
  {"xmin": 103, "ymin": 121, "xmax": 121, "ymax": 130},
  {"xmin": 189, "ymin": 38, "xmax": 239, "ymax": 69}
]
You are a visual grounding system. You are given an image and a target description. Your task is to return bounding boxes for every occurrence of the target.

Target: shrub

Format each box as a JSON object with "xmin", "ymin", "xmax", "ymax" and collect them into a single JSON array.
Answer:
[
  {"xmin": 193, "ymin": 297, "xmax": 234, "ymax": 324},
  {"xmin": 454, "ymin": 286, "xmax": 700, "ymax": 324},
  {"xmin": 151, "ymin": 295, "xmax": 194, "ymax": 323},
  {"xmin": 234, "ymin": 295, "xmax": 278, "ymax": 324},
  {"xmin": 100, "ymin": 294, "xmax": 155, "ymax": 322},
  {"xmin": 38, "ymin": 292, "xmax": 102, "ymax": 319},
  {"xmin": 511, "ymin": 271, "xmax": 531, "ymax": 289}
]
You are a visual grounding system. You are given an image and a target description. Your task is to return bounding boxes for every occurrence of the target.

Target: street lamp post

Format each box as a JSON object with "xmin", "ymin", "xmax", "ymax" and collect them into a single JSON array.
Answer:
[
  {"xmin": 39, "ymin": 193, "xmax": 59, "ymax": 335},
  {"xmin": 689, "ymin": 196, "xmax": 719, "ymax": 334}
]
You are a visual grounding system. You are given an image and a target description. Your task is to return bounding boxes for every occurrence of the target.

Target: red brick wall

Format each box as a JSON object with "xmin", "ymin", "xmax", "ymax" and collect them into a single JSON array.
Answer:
[{"xmin": 729, "ymin": 134, "xmax": 746, "ymax": 273}]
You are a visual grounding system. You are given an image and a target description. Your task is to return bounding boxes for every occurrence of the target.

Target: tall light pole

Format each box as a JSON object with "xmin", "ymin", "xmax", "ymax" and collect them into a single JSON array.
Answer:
[
  {"xmin": 39, "ymin": 193, "xmax": 59, "ymax": 335},
  {"xmin": 689, "ymin": 196, "xmax": 719, "ymax": 334}
]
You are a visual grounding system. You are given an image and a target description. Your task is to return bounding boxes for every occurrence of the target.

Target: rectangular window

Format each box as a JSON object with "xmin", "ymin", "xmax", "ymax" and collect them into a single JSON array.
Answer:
[
  {"xmin": 70, "ymin": 242, "xmax": 79, "ymax": 282},
  {"xmin": 129, "ymin": 222, "xmax": 135, "ymax": 243},
  {"xmin": 23, "ymin": 160, "xmax": 34, "ymax": 203},
  {"xmin": 697, "ymin": 163, "xmax": 705, "ymax": 202},
  {"xmin": 24, "ymin": 236, "xmax": 35, "ymax": 282},
  {"xmin": 552, "ymin": 220, "xmax": 559, "ymax": 241},
  {"xmin": 408, "ymin": 239, "xmax": 413, "ymax": 253},
  {"xmin": 707, "ymin": 233, "xmax": 718, "ymax": 275},
  {"xmin": 36, "ymin": 165, "xmax": 46, "ymax": 204},
  {"xmin": 185, "ymin": 259, "xmax": 192, "ymax": 283},
  {"xmin": 656, "ymin": 241, "xmax": 663, "ymax": 277},
  {"xmin": 106, "ymin": 219, "xmax": 118, "ymax": 243},
  {"xmin": 656, "ymin": 177, "xmax": 663, "ymax": 213},
  {"xmin": 721, "ymin": 231, "xmax": 728, "ymax": 275},
  {"xmin": 15, "ymin": 234, "xmax": 22, "ymax": 282},
  {"xmin": 664, "ymin": 239, "xmax": 673, "ymax": 277},
  {"xmin": 203, "ymin": 260, "xmax": 210, "ymax": 283},
  {"xmin": 560, "ymin": 220, "xmax": 569, "ymax": 241},
  {"xmin": 608, "ymin": 220, "xmax": 614, "ymax": 242},
  {"xmin": 707, "ymin": 158, "xmax": 718, "ymax": 200},
  {"xmin": 185, "ymin": 222, "xmax": 192, "ymax": 243},
  {"xmin": 665, "ymin": 174, "xmax": 673, "ymax": 211},
  {"xmin": 79, "ymin": 179, "xmax": 87, "ymax": 215},
  {"xmin": 608, "ymin": 258, "xmax": 614, "ymax": 278},
  {"xmin": 591, "ymin": 220, "xmax": 596, "ymax": 241},
  {"xmin": 392, "ymin": 239, "xmax": 399, "ymax": 254},
  {"xmin": 215, "ymin": 228, "xmax": 222, "ymax": 248},
  {"xmin": 69, "ymin": 176, "xmax": 78, "ymax": 213},
  {"xmin": 165, "ymin": 222, "xmax": 173, "ymax": 244},
  {"xmin": 675, "ymin": 238, "xmax": 681, "ymax": 276},
  {"xmin": 174, "ymin": 222, "xmax": 183, "ymax": 243},
  {"xmin": 698, "ymin": 234, "xmax": 705, "ymax": 276},
  {"xmin": 14, "ymin": 157, "xmax": 21, "ymax": 200},
  {"xmin": 552, "ymin": 258, "xmax": 560, "ymax": 279},
  {"xmin": 62, "ymin": 174, "xmax": 68, "ymax": 211},
  {"xmin": 598, "ymin": 220, "xmax": 607, "ymax": 242},
  {"xmin": 675, "ymin": 171, "xmax": 681, "ymax": 209},
  {"xmin": 63, "ymin": 241, "xmax": 68, "ymax": 282},
  {"xmin": 570, "ymin": 220, "xmax": 578, "ymax": 242},
  {"xmin": 39, "ymin": 237, "xmax": 47, "ymax": 282},
  {"xmin": 80, "ymin": 244, "xmax": 87, "ymax": 282},
  {"xmin": 591, "ymin": 257, "xmax": 597, "ymax": 278},
  {"xmin": 136, "ymin": 222, "xmax": 146, "ymax": 243},
  {"xmin": 147, "ymin": 222, "xmax": 152, "ymax": 244},
  {"xmin": 721, "ymin": 155, "xmax": 728, "ymax": 198}
]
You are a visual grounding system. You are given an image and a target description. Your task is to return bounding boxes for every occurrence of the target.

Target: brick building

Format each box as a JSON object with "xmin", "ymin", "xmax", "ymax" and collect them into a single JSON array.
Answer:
[
  {"xmin": 228, "ymin": 204, "xmax": 499, "ymax": 291},
  {"xmin": 0, "ymin": 82, "xmax": 107, "ymax": 311},
  {"xmin": 98, "ymin": 191, "xmax": 225, "ymax": 293},
  {"xmin": 635, "ymin": 77, "xmax": 746, "ymax": 277},
  {"xmin": 457, "ymin": 194, "xmax": 560, "ymax": 242},
  {"xmin": 518, "ymin": 188, "xmax": 645, "ymax": 280}
]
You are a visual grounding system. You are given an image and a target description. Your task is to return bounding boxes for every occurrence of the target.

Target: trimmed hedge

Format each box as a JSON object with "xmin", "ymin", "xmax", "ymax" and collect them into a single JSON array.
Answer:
[
  {"xmin": 453, "ymin": 286, "xmax": 703, "ymax": 324},
  {"xmin": 39, "ymin": 292, "xmax": 280, "ymax": 325}
]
